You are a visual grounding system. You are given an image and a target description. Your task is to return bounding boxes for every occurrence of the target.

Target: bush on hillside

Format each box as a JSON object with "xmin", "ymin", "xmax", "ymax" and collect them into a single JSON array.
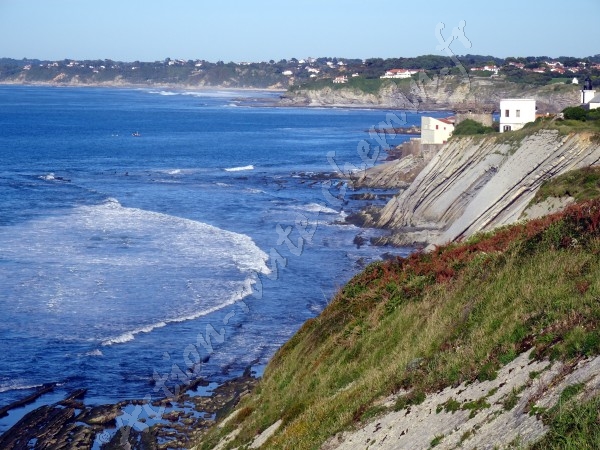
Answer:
[
  {"xmin": 563, "ymin": 106, "xmax": 588, "ymax": 121},
  {"xmin": 452, "ymin": 118, "xmax": 496, "ymax": 136},
  {"xmin": 587, "ymin": 108, "xmax": 600, "ymax": 121}
]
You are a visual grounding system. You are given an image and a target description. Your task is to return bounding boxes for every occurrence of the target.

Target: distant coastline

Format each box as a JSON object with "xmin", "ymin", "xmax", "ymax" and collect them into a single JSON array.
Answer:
[
  {"xmin": 0, "ymin": 54, "xmax": 593, "ymax": 112},
  {"xmin": 0, "ymin": 79, "xmax": 286, "ymax": 92}
]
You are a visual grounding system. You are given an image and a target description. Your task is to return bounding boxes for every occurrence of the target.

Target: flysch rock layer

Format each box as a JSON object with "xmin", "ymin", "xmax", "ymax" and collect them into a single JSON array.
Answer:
[
  {"xmin": 322, "ymin": 350, "xmax": 600, "ymax": 450},
  {"xmin": 377, "ymin": 130, "xmax": 600, "ymax": 246}
]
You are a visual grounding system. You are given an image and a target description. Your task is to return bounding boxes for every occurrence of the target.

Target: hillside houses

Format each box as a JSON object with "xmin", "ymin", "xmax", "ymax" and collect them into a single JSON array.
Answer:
[
  {"xmin": 380, "ymin": 69, "xmax": 419, "ymax": 79},
  {"xmin": 470, "ymin": 65, "xmax": 499, "ymax": 74}
]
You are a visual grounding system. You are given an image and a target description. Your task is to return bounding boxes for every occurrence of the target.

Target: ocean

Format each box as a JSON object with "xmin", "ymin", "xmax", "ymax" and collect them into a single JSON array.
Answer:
[{"xmin": 0, "ymin": 86, "xmax": 447, "ymax": 434}]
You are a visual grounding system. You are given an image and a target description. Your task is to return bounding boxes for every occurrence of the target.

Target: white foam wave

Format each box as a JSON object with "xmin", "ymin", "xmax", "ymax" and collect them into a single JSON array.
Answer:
[
  {"xmin": 83, "ymin": 349, "xmax": 104, "ymax": 357},
  {"xmin": 224, "ymin": 165, "xmax": 254, "ymax": 172},
  {"xmin": 40, "ymin": 173, "xmax": 55, "ymax": 181},
  {"xmin": 166, "ymin": 169, "xmax": 182, "ymax": 175},
  {"xmin": 102, "ymin": 277, "xmax": 258, "ymax": 346},
  {"xmin": 2, "ymin": 201, "xmax": 271, "ymax": 346},
  {"xmin": 302, "ymin": 203, "xmax": 339, "ymax": 215},
  {"xmin": 245, "ymin": 188, "xmax": 265, "ymax": 194},
  {"xmin": 102, "ymin": 321, "xmax": 167, "ymax": 346},
  {"xmin": 0, "ymin": 382, "xmax": 43, "ymax": 393},
  {"xmin": 103, "ymin": 197, "xmax": 121, "ymax": 206}
]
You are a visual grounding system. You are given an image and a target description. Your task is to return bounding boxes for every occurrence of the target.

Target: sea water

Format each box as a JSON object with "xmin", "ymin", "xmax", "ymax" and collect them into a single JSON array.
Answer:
[{"xmin": 0, "ymin": 86, "xmax": 448, "ymax": 432}]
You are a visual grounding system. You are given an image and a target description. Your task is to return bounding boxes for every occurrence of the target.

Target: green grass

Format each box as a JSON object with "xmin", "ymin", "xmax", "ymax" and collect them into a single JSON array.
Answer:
[
  {"xmin": 530, "ymin": 390, "xmax": 600, "ymax": 449},
  {"xmin": 430, "ymin": 435, "xmax": 445, "ymax": 447},
  {"xmin": 197, "ymin": 200, "xmax": 600, "ymax": 449},
  {"xmin": 289, "ymin": 76, "xmax": 412, "ymax": 95},
  {"xmin": 531, "ymin": 166, "xmax": 600, "ymax": 205},
  {"xmin": 549, "ymin": 78, "xmax": 573, "ymax": 84},
  {"xmin": 503, "ymin": 385, "xmax": 526, "ymax": 411}
]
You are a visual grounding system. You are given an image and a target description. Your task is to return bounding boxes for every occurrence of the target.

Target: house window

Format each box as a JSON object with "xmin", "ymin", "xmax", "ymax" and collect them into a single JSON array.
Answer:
[
  {"xmin": 436, "ymin": 125, "xmax": 439, "ymax": 130},
  {"xmin": 505, "ymin": 109, "xmax": 510, "ymax": 117},
  {"xmin": 516, "ymin": 109, "xmax": 520, "ymax": 118},
  {"xmin": 503, "ymin": 125, "xmax": 511, "ymax": 132}
]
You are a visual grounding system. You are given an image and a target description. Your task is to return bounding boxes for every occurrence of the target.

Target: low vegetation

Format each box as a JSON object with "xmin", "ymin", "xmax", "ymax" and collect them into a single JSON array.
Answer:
[
  {"xmin": 197, "ymin": 192, "xmax": 600, "ymax": 449},
  {"xmin": 451, "ymin": 118, "xmax": 496, "ymax": 136},
  {"xmin": 532, "ymin": 166, "xmax": 600, "ymax": 204},
  {"xmin": 288, "ymin": 76, "xmax": 412, "ymax": 95},
  {"xmin": 563, "ymin": 106, "xmax": 600, "ymax": 122},
  {"xmin": 530, "ymin": 385, "xmax": 600, "ymax": 449}
]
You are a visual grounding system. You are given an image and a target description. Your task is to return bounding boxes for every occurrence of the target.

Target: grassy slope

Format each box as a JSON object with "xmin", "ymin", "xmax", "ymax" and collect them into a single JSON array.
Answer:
[
  {"xmin": 289, "ymin": 77, "xmax": 413, "ymax": 95},
  {"xmin": 198, "ymin": 177, "xmax": 600, "ymax": 450},
  {"xmin": 532, "ymin": 166, "xmax": 600, "ymax": 204}
]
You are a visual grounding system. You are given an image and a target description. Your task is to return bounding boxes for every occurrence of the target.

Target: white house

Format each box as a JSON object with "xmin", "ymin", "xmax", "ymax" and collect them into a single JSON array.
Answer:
[
  {"xmin": 282, "ymin": 70, "xmax": 293, "ymax": 76},
  {"xmin": 380, "ymin": 69, "xmax": 418, "ymax": 79},
  {"xmin": 581, "ymin": 76, "xmax": 599, "ymax": 109},
  {"xmin": 421, "ymin": 117, "xmax": 454, "ymax": 144},
  {"xmin": 469, "ymin": 65, "xmax": 499, "ymax": 74},
  {"xmin": 499, "ymin": 99, "xmax": 536, "ymax": 133},
  {"xmin": 333, "ymin": 76, "xmax": 348, "ymax": 84},
  {"xmin": 587, "ymin": 95, "xmax": 600, "ymax": 110}
]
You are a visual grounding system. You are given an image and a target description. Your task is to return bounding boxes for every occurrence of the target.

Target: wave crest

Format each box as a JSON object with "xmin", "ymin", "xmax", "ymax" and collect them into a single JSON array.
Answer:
[{"xmin": 224, "ymin": 165, "xmax": 254, "ymax": 172}]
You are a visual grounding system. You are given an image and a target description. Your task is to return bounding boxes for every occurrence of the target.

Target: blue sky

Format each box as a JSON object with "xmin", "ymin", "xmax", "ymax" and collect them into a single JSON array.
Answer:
[{"xmin": 0, "ymin": 0, "xmax": 598, "ymax": 62}]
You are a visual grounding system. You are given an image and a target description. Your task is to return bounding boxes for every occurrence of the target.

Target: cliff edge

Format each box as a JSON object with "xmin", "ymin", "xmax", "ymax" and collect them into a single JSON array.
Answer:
[
  {"xmin": 376, "ymin": 127, "xmax": 600, "ymax": 246},
  {"xmin": 281, "ymin": 76, "xmax": 579, "ymax": 113}
]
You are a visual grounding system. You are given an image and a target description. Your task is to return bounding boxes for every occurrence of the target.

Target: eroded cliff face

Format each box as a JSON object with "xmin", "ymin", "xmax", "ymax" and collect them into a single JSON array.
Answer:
[
  {"xmin": 281, "ymin": 76, "xmax": 579, "ymax": 113},
  {"xmin": 376, "ymin": 130, "xmax": 600, "ymax": 246}
]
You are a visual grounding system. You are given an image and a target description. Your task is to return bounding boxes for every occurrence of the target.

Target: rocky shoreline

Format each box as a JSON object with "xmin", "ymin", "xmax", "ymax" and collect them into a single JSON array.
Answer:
[{"xmin": 0, "ymin": 369, "xmax": 259, "ymax": 450}]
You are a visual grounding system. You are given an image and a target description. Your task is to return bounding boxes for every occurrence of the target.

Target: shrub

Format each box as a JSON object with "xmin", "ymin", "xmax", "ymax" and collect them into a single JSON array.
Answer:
[
  {"xmin": 586, "ymin": 108, "xmax": 600, "ymax": 121},
  {"xmin": 562, "ymin": 106, "xmax": 587, "ymax": 121},
  {"xmin": 452, "ymin": 119, "xmax": 495, "ymax": 136}
]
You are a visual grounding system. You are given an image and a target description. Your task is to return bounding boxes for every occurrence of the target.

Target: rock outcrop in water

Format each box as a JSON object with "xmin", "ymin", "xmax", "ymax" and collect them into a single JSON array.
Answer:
[{"xmin": 374, "ymin": 128, "xmax": 600, "ymax": 246}]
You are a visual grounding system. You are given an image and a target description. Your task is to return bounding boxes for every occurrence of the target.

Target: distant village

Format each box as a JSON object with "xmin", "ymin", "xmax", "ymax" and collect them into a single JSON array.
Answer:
[
  {"xmin": 1, "ymin": 54, "xmax": 598, "ymax": 89},
  {"xmin": 280, "ymin": 56, "xmax": 600, "ymax": 87}
]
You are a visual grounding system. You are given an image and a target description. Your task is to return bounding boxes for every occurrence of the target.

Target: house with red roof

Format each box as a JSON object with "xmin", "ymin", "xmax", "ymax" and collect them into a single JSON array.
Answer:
[{"xmin": 421, "ymin": 116, "xmax": 455, "ymax": 144}]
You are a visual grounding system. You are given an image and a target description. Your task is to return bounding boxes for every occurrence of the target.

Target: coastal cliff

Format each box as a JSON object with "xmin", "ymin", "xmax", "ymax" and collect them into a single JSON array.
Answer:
[
  {"xmin": 375, "ymin": 127, "xmax": 600, "ymax": 246},
  {"xmin": 193, "ymin": 125, "xmax": 600, "ymax": 450},
  {"xmin": 280, "ymin": 76, "xmax": 579, "ymax": 113},
  {"xmin": 197, "ymin": 195, "xmax": 600, "ymax": 450}
]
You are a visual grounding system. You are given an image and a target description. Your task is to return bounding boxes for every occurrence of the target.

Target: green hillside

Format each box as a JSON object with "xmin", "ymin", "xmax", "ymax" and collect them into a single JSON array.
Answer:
[{"xmin": 196, "ymin": 170, "xmax": 600, "ymax": 449}]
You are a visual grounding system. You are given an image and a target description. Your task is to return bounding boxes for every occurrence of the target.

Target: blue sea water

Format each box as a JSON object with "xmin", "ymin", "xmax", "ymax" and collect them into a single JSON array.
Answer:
[{"xmin": 0, "ymin": 86, "xmax": 448, "ymax": 432}]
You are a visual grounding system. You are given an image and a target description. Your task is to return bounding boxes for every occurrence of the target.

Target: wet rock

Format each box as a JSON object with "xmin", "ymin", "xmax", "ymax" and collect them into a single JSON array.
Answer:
[
  {"xmin": 102, "ymin": 426, "xmax": 158, "ymax": 450},
  {"xmin": 0, "ymin": 383, "xmax": 57, "ymax": 418},
  {"xmin": 80, "ymin": 404, "xmax": 122, "ymax": 426},
  {"xmin": 0, "ymin": 405, "xmax": 77, "ymax": 449}
]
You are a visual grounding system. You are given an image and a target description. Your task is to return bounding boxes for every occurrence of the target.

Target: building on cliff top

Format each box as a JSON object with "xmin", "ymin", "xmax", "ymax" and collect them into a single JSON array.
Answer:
[
  {"xmin": 380, "ymin": 69, "xmax": 419, "ymax": 79},
  {"xmin": 499, "ymin": 99, "xmax": 536, "ymax": 133},
  {"xmin": 421, "ymin": 116, "xmax": 455, "ymax": 144},
  {"xmin": 581, "ymin": 76, "xmax": 600, "ymax": 110}
]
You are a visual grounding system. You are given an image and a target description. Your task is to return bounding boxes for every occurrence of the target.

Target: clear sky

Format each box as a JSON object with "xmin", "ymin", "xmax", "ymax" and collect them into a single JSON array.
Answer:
[{"xmin": 0, "ymin": 0, "xmax": 598, "ymax": 62}]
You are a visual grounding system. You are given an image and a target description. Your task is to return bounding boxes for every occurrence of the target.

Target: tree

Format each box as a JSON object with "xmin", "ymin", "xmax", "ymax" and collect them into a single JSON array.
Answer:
[{"xmin": 562, "ymin": 57, "xmax": 580, "ymax": 68}]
